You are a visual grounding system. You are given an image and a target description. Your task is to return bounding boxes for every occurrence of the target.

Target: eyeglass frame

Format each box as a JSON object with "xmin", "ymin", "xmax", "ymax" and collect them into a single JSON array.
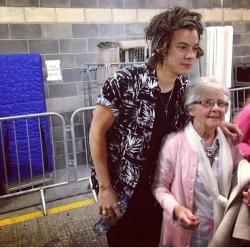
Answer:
[{"xmin": 191, "ymin": 98, "xmax": 229, "ymax": 109}]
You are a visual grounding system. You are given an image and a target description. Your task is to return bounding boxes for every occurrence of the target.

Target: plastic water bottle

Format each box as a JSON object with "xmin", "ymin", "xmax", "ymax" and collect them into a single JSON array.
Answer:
[{"xmin": 93, "ymin": 193, "xmax": 130, "ymax": 236}]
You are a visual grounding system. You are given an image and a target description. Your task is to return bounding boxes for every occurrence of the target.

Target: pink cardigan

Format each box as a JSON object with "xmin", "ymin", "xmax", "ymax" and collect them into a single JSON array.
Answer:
[
  {"xmin": 236, "ymin": 104, "xmax": 250, "ymax": 161},
  {"xmin": 152, "ymin": 130, "xmax": 242, "ymax": 247}
]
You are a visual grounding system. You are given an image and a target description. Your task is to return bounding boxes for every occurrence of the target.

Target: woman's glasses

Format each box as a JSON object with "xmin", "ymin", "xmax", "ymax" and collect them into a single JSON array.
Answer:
[{"xmin": 192, "ymin": 98, "xmax": 229, "ymax": 108}]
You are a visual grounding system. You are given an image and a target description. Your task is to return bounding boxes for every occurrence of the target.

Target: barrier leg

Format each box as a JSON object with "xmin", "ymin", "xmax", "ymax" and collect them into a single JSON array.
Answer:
[{"xmin": 40, "ymin": 188, "xmax": 47, "ymax": 216}]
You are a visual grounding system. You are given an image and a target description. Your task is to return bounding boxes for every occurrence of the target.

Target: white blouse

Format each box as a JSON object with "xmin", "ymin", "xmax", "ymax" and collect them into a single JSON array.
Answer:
[{"xmin": 191, "ymin": 140, "xmax": 220, "ymax": 247}]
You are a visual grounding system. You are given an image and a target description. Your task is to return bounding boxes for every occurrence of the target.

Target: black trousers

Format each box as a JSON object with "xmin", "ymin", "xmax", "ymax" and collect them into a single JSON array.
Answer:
[{"xmin": 106, "ymin": 179, "xmax": 162, "ymax": 247}]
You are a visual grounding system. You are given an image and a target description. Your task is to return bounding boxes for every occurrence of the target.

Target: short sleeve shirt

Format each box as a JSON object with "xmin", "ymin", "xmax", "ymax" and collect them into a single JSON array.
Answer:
[{"xmin": 91, "ymin": 64, "xmax": 189, "ymax": 197}]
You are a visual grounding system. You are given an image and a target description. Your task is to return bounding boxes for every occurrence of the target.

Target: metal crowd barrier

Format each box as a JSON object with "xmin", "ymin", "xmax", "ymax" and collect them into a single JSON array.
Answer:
[
  {"xmin": 0, "ymin": 112, "xmax": 69, "ymax": 215},
  {"xmin": 81, "ymin": 64, "xmax": 108, "ymax": 107},
  {"xmin": 70, "ymin": 106, "xmax": 97, "ymax": 202},
  {"xmin": 229, "ymin": 86, "xmax": 250, "ymax": 122}
]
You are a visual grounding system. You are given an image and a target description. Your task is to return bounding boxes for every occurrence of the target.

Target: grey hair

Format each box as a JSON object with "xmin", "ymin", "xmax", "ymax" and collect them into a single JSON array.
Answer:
[{"xmin": 184, "ymin": 77, "xmax": 229, "ymax": 110}]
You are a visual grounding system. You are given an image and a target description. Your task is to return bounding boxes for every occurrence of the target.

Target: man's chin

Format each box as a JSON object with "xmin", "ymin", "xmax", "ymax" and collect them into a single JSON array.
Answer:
[{"xmin": 180, "ymin": 71, "xmax": 190, "ymax": 76}]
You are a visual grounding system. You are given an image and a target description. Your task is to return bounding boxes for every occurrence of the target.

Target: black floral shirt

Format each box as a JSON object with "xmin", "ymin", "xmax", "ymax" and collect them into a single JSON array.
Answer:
[{"xmin": 91, "ymin": 64, "xmax": 189, "ymax": 199}]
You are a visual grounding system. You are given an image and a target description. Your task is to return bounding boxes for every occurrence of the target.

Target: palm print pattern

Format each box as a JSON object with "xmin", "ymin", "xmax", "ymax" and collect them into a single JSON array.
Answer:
[{"xmin": 91, "ymin": 64, "xmax": 189, "ymax": 198}]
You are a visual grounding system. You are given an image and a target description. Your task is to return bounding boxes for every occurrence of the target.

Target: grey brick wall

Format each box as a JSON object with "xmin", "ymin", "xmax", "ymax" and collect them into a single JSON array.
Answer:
[
  {"xmin": 6, "ymin": 0, "xmax": 39, "ymax": 7},
  {"xmin": 1, "ymin": 0, "xmax": 247, "ymax": 9},
  {"xmin": 10, "ymin": 24, "xmax": 42, "ymax": 39},
  {"xmin": 233, "ymin": 22, "xmax": 250, "ymax": 63},
  {"xmin": 3, "ymin": 20, "xmax": 250, "ymax": 89},
  {"xmin": 0, "ymin": 24, "xmax": 9, "ymax": 38},
  {"xmin": 0, "ymin": 0, "xmax": 249, "ymax": 13},
  {"xmin": 0, "ymin": 40, "xmax": 28, "ymax": 53},
  {"xmin": 192, "ymin": 0, "xmax": 220, "ymax": 9},
  {"xmin": 1, "ymin": 0, "xmax": 249, "ymax": 9},
  {"xmin": 43, "ymin": 24, "xmax": 72, "ymax": 39},
  {"xmin": 40, "ymin": 0, "xmax": 70, "ymax": 8}
]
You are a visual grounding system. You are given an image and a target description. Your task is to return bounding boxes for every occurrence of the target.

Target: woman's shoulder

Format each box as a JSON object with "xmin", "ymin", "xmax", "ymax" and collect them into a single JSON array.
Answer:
[{"xmin": 161, "ymin": 130, "xmax": 186, "ymax": 148}]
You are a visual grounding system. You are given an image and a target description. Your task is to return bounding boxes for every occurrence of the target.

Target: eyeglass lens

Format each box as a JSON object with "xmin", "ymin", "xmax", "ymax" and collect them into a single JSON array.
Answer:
[{"xmin": 203, "ymin": 98, "xmax": 228, "ymax": 108}]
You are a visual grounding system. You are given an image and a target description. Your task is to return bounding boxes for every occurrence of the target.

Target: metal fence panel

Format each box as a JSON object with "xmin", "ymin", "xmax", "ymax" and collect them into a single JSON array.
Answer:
[
  {"xmin": 70, "ymin": 106, "xmax": 97, "ymax": 202},
  {"xmin": 0, "ymin": 112, "xmax": 69, "ymax": 215},
  {"xmin": 229, "ymin": 86, "xmax": 250, "ymax": 122},
  {"xmin": 80, "ymin": 64, "xmax": 108, "ymax": 107}
]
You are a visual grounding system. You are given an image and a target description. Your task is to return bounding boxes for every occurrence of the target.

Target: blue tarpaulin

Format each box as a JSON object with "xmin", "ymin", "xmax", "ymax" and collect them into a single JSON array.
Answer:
[{"xmin": 0, "ymin": 54, "xmax": 53, "ymax": 185}]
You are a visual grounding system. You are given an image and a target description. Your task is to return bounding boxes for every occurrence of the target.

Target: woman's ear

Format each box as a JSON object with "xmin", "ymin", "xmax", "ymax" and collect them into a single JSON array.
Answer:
[{"xmin": 186, "ymin": 105, "xmax": 195, "ymax": 116}]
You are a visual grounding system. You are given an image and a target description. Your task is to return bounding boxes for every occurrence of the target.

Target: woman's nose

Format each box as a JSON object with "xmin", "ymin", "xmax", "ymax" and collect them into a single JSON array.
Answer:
[{"xmin": 211, "ymin": 102, "xmax": 223, "ymax": 111}]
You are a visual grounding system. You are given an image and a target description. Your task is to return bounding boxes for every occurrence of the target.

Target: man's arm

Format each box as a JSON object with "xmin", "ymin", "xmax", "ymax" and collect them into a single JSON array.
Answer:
[{"xmin": 89, "ymin": 105, "xmax": 121, "ymax": 218}]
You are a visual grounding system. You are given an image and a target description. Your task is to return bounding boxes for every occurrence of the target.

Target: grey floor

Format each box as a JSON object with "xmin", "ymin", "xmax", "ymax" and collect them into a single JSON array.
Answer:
[{"xmin": 0, "ymin": 179, "xmax": 108, "ymax": 247}]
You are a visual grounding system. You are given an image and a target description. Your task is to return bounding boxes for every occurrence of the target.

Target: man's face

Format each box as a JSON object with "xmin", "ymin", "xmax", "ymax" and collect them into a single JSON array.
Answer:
[{"xmin": 163, "ymin": 28, "xmax": 200, "ymax": 76}]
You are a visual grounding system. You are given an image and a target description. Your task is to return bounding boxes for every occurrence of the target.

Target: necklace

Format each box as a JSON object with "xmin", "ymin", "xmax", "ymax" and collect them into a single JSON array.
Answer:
[
  {"xmin": 159, "ymin": 88, "xmax": 174, "ymax": 118},
  {"xmin": 201, "ymin": 139, "xmax": 219, "ymax": 159}
]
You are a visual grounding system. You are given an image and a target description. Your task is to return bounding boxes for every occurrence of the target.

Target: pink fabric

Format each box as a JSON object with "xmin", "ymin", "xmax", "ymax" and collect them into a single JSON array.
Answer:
[
  {"xmin": 236, "ymin": 104, "xmax": 250, "ymax": 161},
  {"xmin": 152, "ymin": 131, "xmax": 242, "ymax": 247}
]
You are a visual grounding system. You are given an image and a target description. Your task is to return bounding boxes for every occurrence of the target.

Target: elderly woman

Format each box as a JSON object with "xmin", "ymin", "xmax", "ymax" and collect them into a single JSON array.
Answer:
[{"xmin": 152, "ymin": 77, "xmax": 250, "ymax": 247}]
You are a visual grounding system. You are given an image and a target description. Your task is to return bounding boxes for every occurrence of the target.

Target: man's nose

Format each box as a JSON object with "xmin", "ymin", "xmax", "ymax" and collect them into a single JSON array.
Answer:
[{"xmin": 185, "ymin": 48, "xmax": 196, "ymax": 59}]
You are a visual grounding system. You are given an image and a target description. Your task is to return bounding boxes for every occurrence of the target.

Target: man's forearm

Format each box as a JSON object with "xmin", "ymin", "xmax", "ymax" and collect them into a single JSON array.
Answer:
[{"xmin": 89, "ymin": 130, "xmax": 112, "ymax": 189}]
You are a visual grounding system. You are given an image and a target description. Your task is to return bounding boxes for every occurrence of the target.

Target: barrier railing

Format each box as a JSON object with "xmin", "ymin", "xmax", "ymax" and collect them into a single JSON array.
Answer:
[
  {"xmin": 81, "ymin": 64, "xmax": 108, "ymax": 107},
  {"xmin": 229, "ymin": 86, "xmax": 250, "ymax": 121},
  {"xmin": 70, "ymin": 106, "xmax": 97, "ymax": 202},
  {"xmin": 0, "ymin": 112, "xmax": 69, "ymax": 215}
]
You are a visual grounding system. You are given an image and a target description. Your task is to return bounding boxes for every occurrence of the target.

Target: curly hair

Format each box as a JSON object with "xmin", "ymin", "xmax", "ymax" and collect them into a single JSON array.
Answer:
[{"xmin": 145, "ymin": 7, "xmax": 204, "ymax": 69}]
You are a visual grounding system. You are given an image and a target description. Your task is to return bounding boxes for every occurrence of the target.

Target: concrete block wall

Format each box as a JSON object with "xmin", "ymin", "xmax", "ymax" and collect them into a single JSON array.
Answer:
[{"xmin": 1, "ymin": 0, "xmax": 250, "ymax": 166}]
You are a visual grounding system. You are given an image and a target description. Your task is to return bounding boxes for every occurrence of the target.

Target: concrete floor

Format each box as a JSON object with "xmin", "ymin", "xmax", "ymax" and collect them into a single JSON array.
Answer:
[{"xmin": 0, "ymin": 181, "xmax": 108, "ymax": 247}]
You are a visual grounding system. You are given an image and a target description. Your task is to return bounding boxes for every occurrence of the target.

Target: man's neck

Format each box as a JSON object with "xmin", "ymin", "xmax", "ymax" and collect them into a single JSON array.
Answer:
[{"xmin": 156, "ymin": 64, "xmax": 177, "ymax": 93}]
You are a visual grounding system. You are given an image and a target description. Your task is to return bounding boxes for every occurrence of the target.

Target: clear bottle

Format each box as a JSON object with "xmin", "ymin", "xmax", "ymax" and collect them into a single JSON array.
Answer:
[{"xmin": 93, "ymin": 193, "xmax": 130, "ymax": 236}]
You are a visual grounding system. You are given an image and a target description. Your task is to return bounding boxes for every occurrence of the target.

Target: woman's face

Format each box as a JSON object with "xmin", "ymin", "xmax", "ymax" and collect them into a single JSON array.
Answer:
[
  {"xmin": 190, "ymin": 91, "xmax": 228, "ymax": 133},
  {"xmin": 163, "ymin": 28, "xmax": 200, "ymax": 76}
]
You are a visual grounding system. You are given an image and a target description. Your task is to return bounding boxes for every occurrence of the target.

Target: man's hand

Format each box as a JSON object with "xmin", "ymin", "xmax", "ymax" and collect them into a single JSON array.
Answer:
[
  {"xmin": 220, "ymin": 122, "xmax": 243, "ymax": 145},
  {"xmin": 174, "ymin": 205, "xmax": 200, "ymax": 230},
  {"xmin": 98, "ymin": 186, "xmax": 123, "ymax": 226}
]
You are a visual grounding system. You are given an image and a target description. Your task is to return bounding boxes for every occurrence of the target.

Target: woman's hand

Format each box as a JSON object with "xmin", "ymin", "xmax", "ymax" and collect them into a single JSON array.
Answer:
[
  {"xmin": 220, "ymin": 122, "xmax": 243, "ymax": 145},
  {"xmin": 174, "ymin": 205, "xmax": 200, "ymax": 230},
  {"xmin": 242, "ymin": 187, "xmax": 250, "ymax": 206},
  {"xmin": 98, "ymin": 186, "xmax": 123, "ymax": 226}
]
